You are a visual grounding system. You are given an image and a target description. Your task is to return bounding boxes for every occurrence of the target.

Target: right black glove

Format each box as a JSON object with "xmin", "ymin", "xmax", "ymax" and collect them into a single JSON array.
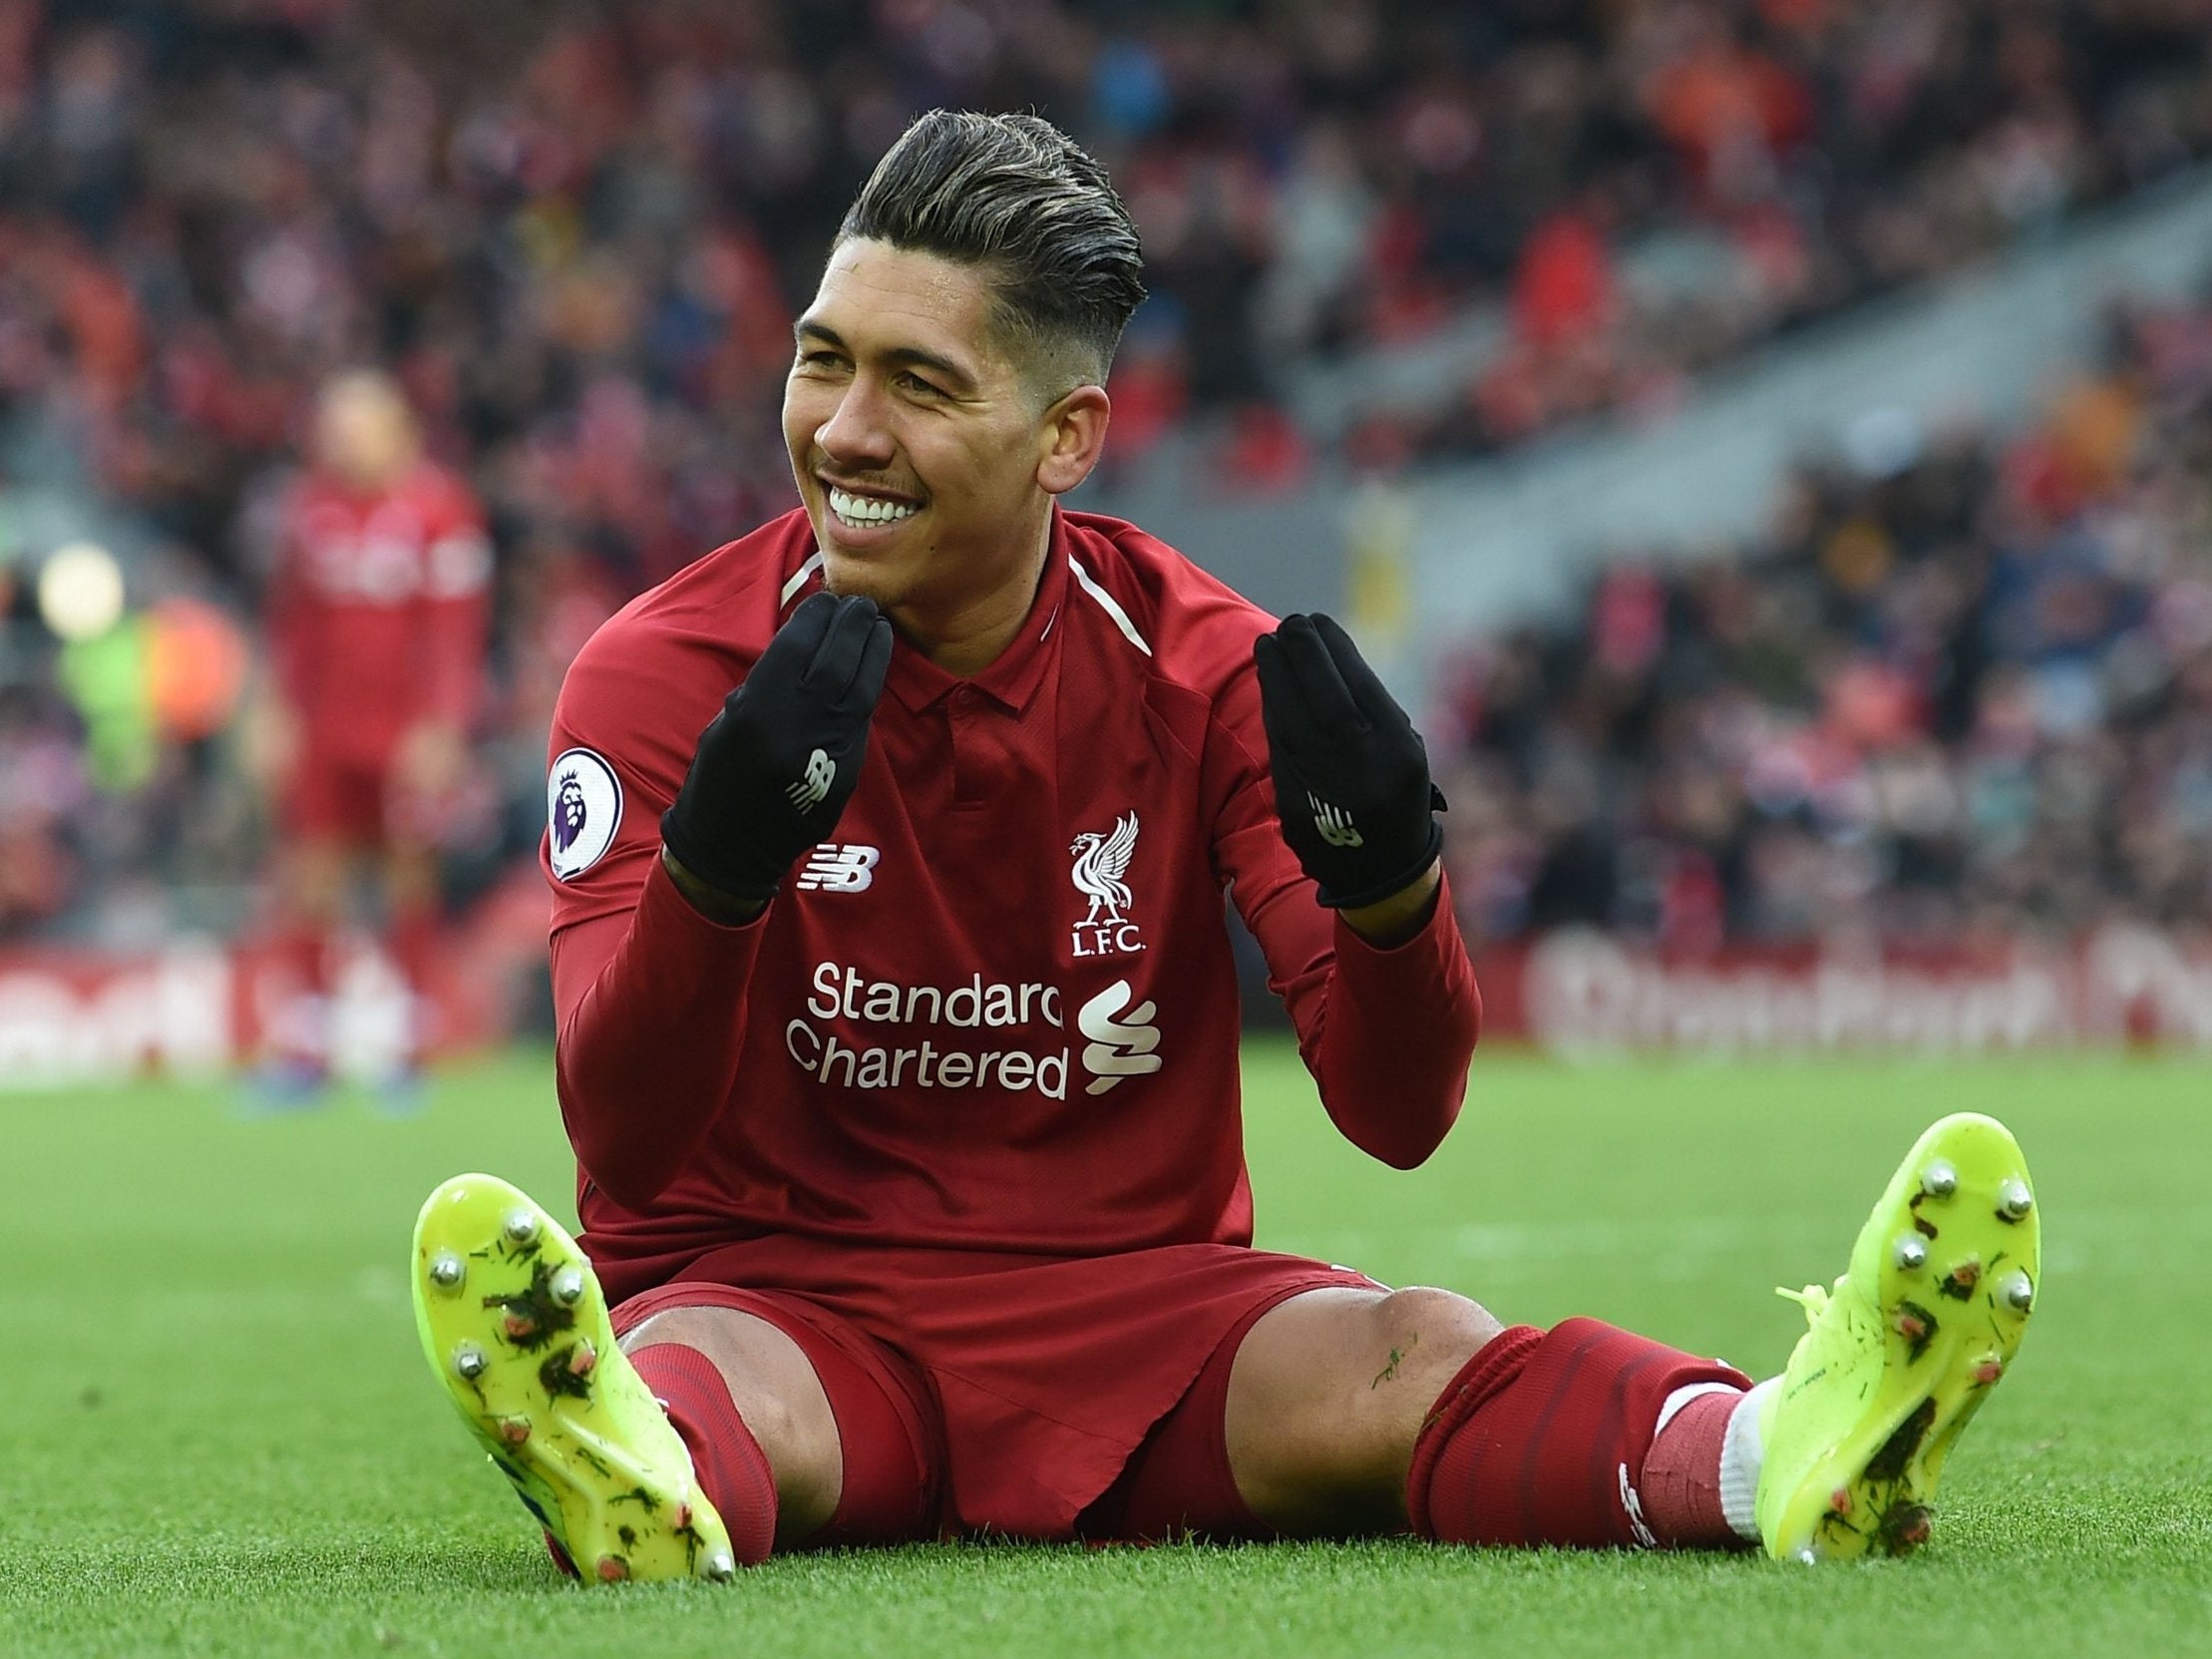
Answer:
[
  {"xmin": 1254, "ymin": 612, "xmax": 1444, "ymax": 909},
  {"xmin": 661, "ymin": 591, "xmax": 893, "ymax": 903}
]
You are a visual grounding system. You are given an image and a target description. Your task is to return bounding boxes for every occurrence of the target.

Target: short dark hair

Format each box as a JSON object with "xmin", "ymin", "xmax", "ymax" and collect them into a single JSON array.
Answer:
[{"xmin": 839, "ymin": 110, "xmax": 1147, "ymax": 393}]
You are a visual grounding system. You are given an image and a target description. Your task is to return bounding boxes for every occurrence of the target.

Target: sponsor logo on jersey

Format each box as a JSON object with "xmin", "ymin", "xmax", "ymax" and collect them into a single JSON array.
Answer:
[
  {"xmin": 426, "ymin": 531, "xmax": 493, "ymax": 598},
  {"xmin": 547, "ymin": 747, "xmax": 621, "ymax": 880},
  {"xmin": 1076, "ymin": 979, "xmax": 1162, "ymax": 1095},
  {"xmin": 300, "ymin": 499, "xmax": 487, "ymax": 604},
  {"xmin": 795, "ymin": 843, "xmax": 881, "ymax": 892},
  {"xmin": 783, "ymin": 962, "xmax": 1163, "ymax": 1100},
  {"xmin": 1307, "ymin": 792, "xmax": 1363, "ymax": 848},
  {"xmin": 1069, "ymin": 812, "xmax": 1144, "ymax": 958}
]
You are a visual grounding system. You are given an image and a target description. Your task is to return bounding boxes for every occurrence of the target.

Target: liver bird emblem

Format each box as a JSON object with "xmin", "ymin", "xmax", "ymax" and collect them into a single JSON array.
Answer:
[{"xmin": 1069, "ymin": 812, "xmax": 1139, "ymax": 927}]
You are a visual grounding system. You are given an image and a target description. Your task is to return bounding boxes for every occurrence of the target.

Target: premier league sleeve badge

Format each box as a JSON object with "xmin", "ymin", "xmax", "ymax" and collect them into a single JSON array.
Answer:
[{"xmin": 548, "ymin": 748, "xmax": 623, "ymax": 880}]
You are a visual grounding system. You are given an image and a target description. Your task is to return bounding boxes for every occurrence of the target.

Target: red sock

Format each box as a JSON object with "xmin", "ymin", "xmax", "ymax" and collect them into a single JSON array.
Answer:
[
  {"xmin": 628, "ymin": 1342, "xmax": 779, "ymax": 1565},
  {"xmin": 387, "ymin": 905, "xmax": 438, "ymax": 994},
  {"xmin": 385, "ymin": 904, "xmax": 442, "ymax": 1061},
  {"xmin": 1406, "ymin": 1318, "xmax": 1750, "ymax": 1550},
  {"xmin": 261, "ymin": 922, "xmax": 332, "ymax": 1067},
  {"xmin": 270, "ymin": 921, "xmax": 330, "ymax": 994},
  {"xmin": 1639, "ymin": 1388, "xmax": 1748, "ymax": 1548}
]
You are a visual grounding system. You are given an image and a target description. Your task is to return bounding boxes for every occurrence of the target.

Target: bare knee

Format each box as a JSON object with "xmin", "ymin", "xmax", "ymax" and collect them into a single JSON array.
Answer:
[
  {"xmin": 622, "ymin": 1307, "xmax": 842, "ymax": 1544},
  {"xmin": 1226, "ymin": 1285, "xmax": 1506, "ymax": 1535},
  {"xmin": 1363, "ymin": 1287, "xmax": 1505, "ymax": 1401}
]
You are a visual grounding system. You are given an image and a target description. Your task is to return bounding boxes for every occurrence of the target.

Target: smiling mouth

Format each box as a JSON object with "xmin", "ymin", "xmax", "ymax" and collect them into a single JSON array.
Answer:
[{"xmin": 825, "ymin": 484, "xmax": 922, "ymax": 531}]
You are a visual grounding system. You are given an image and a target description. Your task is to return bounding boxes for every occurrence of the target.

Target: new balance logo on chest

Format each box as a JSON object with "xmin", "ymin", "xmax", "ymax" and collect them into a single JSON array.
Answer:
[
  {"xmin": 796, "ymin": 844, "xmax": 880, "ymax": 892},
  {"xmin": 1069, "ymin": 812, "xmax": 1144, "ymax": 958}
]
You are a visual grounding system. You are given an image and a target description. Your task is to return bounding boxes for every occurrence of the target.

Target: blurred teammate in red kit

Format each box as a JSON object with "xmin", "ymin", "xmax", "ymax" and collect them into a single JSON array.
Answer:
[{"xmin": 252, "ymin": 369, "xmax": 492, "ymax": 1097}]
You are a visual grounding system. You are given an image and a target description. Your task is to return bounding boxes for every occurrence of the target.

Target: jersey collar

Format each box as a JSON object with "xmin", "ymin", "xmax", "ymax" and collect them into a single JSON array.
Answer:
[{"xmin": 879, "ymin": 512, "xmax": 1071, "ymax": 716}]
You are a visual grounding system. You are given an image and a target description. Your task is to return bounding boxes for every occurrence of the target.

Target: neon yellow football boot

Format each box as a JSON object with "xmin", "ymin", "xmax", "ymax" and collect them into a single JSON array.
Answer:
[
  {"xmin": 1755, "ymin": 1112, "xmax": 2038, "ymax": 1562},
  {"xmin": 411, "ymin": 1173, "xmax": 737, "ymax": 1583}
]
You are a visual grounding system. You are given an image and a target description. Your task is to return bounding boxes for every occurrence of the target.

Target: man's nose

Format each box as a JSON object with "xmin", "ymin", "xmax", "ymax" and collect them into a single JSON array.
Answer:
[{"xmin": 817, "ymin": 379, "xmax": 897, "ymax": 468}]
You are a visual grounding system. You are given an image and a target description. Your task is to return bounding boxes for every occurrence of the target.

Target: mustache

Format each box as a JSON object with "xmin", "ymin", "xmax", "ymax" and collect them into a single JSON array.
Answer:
[{"xmin": 811, "ymin": 461, "xmax": 922, "ymax": 500}]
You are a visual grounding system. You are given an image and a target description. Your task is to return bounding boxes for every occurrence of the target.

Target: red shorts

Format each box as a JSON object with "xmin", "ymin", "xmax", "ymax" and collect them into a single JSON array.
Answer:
[
  {"xmin": 282, "ymin": 742, "xmax": 440, "ymax": 846},
  {"xmin": 604, "ymin": 1240, "xmax": 1379, "ymax": 1542}
]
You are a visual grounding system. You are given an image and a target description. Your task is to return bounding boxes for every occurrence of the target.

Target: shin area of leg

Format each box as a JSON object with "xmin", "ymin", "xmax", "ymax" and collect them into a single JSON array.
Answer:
[{"xmin": 1406, "ymin": 1318, "xmax": 1751, "ymax": 1549}]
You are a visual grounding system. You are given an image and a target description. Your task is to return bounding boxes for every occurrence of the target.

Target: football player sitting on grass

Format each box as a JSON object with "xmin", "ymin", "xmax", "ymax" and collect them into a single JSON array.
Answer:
[{"xmin": 411, "ymin": 111, "xmax": 2037, "ymax": 1580}]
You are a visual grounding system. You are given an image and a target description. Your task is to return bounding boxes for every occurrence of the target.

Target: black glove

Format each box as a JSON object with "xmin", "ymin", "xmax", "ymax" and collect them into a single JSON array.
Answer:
[
  {"xmin": 1254, "ymin": 613, "xmax": 1444, "ymax": 909},
  {"xmin": 661, "ymin": 592, "xmax": 893, "ymax": 903}
]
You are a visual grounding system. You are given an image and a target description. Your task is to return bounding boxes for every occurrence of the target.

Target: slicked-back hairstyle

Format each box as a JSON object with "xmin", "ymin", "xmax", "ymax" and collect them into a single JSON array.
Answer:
[{"xmin": 839, "ymin": 110, "xmax": 1147, "ymax": 396}]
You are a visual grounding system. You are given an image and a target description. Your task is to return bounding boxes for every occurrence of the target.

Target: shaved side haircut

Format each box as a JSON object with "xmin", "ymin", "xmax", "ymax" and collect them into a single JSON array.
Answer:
[{"xmin": 839, "ymin": 110, "xmax": 1148, "ymax": 399}]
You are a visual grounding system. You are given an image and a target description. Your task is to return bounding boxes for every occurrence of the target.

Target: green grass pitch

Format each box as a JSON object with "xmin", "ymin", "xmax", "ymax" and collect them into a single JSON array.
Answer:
[{"xmin": 7, "ymin": 1042, "xmax": 2211, "ymax": 1657}]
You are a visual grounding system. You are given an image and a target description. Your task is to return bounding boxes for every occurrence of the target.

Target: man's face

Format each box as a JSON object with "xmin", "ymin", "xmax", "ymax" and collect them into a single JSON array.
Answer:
[
  {"xmin": 314, "ymin": 373, "xmax": 417, "ymax": 490},
  {"xmin": 783, "ymin": 239, "xmax": 1067, "ymax": 621}
]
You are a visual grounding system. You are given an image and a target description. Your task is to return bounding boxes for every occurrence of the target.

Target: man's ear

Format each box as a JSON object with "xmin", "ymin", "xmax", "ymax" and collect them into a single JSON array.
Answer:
[{"xmin": 1036, "ymin": 384, "xmax": 1112, "ymax": 496}]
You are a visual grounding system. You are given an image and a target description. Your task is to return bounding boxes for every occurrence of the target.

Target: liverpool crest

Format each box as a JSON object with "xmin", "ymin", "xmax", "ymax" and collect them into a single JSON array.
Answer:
[{"xmin": 1069, "ymin": 812, "xmax": 1143, "ymax": 958}]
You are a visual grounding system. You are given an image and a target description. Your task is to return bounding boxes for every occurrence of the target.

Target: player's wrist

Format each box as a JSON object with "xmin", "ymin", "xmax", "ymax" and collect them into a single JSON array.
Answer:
[
  {"xmin": 658, "ymin": 795, "xmax": 791, "ymax": 905},
  {"xmin": 1307, "ymin": 806, "xmax": 1443, "ymax": 909},
  {"xmin": 1337, "ymin": 857, "xmax": 1442, "ymax": 947},
  {"xmin": 660, "ymin": 845, "xmax": 769, "ymax": 925}
]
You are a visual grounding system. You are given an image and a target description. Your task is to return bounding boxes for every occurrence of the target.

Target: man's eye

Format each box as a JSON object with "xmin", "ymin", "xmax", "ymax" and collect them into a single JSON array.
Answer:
[
  {"xmin": 896, "ymin": 372, "xmax": 941, "ymax": 396},
  {"xmin": 798, "ymin": 350, "xmax": 845, "ymax": 369}
]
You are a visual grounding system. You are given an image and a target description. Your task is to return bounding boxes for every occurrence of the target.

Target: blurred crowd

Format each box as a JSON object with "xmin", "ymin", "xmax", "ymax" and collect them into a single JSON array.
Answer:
[
  {"xmin": 1436, "ymin": 295, "xmax": 2212, "ymax": 950},
  {"xmin": 1, "ymin": 0, "xmax": 2210, "ymax": 946},
  {"xmin": 1395, "ymin": 0, "xmax": 2212, "ymax": 460},
  {"xmin": 6, "ymin": 0, "xmax": 2211, "ymax": 534}
]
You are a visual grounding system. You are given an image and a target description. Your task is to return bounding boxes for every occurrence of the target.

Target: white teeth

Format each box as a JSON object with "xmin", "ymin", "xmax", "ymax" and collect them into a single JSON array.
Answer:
[{"xmin": 828, "ymin": 487, "xmax": 919, "ymax": 528}]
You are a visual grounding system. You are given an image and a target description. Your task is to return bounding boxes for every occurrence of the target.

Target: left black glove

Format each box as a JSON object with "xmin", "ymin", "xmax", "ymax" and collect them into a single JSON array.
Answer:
[
  {"xmin": 660, "ymin": 592, "xmax": 893, "ymax": 905},
  {"xmin": 1254, "ymin": 613, "xmax": 1444, "ymax": 909}
]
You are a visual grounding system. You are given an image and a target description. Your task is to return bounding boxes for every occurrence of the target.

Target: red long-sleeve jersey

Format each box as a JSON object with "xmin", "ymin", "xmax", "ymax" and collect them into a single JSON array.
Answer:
[
  {"xmin": 267, "ymin": 460, "xmax": 492, "ymax": 757},
  {"xmin": 543, "ymin": 507, "xmax": 1481, "ymax": 1298}
]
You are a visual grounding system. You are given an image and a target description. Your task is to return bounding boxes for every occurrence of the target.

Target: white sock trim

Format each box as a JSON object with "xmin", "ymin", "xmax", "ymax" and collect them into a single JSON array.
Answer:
[
  {"xmin": 1719, "ymin": 1377, "xmax": 1779, "ymax": 1543},
  {"xmin": 1653, "ymin": 1380, "xmax": 1741, "ymax": 1438}
]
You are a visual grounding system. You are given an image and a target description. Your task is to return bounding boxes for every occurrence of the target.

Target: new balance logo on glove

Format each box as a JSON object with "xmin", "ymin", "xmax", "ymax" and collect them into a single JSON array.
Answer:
[
  {"xmin": 1308, "ymin": 794, "xmax": 1363, "ymax": 849},
  {"xmin": 786, "ymin": 749, "xmax": 836, "ymax": 812}
]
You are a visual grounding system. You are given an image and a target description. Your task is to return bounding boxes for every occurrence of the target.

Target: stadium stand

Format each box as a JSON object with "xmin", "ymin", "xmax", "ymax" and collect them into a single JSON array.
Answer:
[{"xmin": 1434, "ymin": 295, "xmax": 2212, "ymax": 950}]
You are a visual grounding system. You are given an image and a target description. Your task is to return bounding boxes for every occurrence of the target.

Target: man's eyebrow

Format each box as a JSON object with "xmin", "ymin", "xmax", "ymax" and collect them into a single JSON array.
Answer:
[{"xmin": 795, "ymin": 320, "xmax": 976, "ymax": 392}]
